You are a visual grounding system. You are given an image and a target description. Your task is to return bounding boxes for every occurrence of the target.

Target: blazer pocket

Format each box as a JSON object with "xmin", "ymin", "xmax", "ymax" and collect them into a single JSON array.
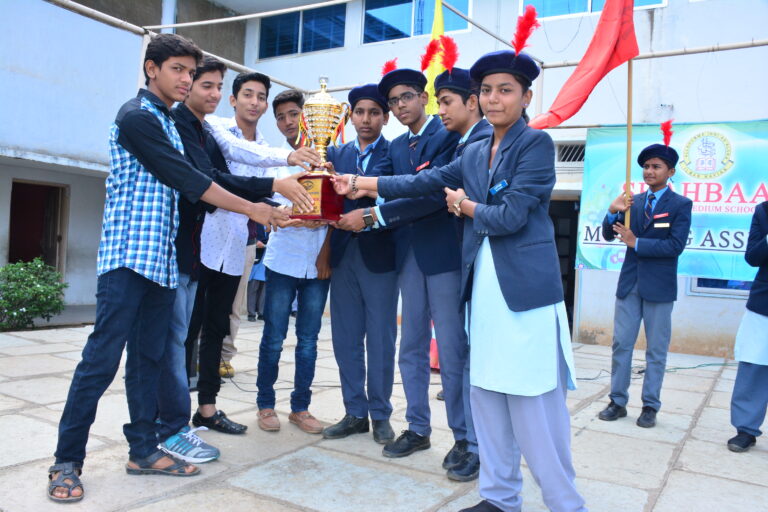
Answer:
[{"xmin": 517, "ymin": 239, "xmax": 552, "ymax": 249}]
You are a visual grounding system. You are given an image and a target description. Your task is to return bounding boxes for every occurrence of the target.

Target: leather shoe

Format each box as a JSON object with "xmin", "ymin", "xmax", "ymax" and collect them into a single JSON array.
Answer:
[
  {"xmin": 442, "ymin": 439, "xmax": 469, "ymax": 469},
  {"xmin": 459, "ymin": 500, "xmax": 503, "ymax": 512},
  {"xmin": 289, "ymin": 411, "xmax": 323, "ymax": 434},
  {"xmin": 372, "ymin": 419, "xmax": 395, "ymax": 444},
  {"xmin": 257, "ymin": 408, "xmax": 281, "ymax": 432},
  {"xmin": 636, "ymin": 406, "xmax": 657, "ymax": 428},
  {"xmin": 382, "ymin": 430, "xmax": 430, "ymax": 458},
  {"xmin": 598, "ymin": 400, "xmax": 627, "ymax": 421},
  {"xmin": 727, "ymin": 431, "xmax": 757, "ymax": 452},
  {"xmin": 322, "ymin": 414, "xmax": 369, "ymax": 439},
  {"xmin": 192, "ymin": 410, "xmax": 247, "ymax": 434},
  {"xmin": 447, "ymin": 451, "xmax": 480, "ymax": 482}
]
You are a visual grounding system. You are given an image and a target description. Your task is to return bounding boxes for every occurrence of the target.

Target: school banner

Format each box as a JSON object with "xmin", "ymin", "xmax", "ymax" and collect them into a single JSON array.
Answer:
[{"xmin": 576, "ymin": 120, "xmax": 768, "ymax": 281}]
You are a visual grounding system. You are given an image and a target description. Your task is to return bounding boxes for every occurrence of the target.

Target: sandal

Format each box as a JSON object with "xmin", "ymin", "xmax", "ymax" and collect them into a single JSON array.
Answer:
[
  {"xmin": 192, "ymin": 410, "xmax": 247, "ymax": 434},
  {"xmin": 47, "ymin": 462, "xmax": 84, "ymax": 503},
  {"xmin": 125, "ymin": 449, "xmax": 200, "ymax": 476}
]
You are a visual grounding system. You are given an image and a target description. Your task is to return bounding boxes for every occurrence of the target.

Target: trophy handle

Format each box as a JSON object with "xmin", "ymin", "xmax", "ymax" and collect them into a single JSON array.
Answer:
[
  {"xmin": 332, "ymin": 102, "xmax": 351, "ymax": 148},
  {"xmin": 296, "ymin": 111, "xmax": 312, "ymax": 147}
]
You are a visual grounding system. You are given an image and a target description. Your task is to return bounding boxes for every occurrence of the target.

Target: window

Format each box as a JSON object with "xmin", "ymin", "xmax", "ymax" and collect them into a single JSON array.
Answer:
[
  {"xmin": 364, "ymin": 0, "xmax": 470, "ymax": 44},
  {"xmin": 688, "ymin": 278, "xmax": 751, "ymax": 299},
  {"xmin": 259, "ymin": 5, "xmax": 346, "ymax": 59},
  {"xmin": 522, "ymin": 0, "xmax": 665, "ymax": 19}
]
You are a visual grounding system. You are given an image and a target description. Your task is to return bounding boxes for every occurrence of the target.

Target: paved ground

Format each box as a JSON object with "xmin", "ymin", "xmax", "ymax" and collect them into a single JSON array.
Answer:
[{"xmin": 0, "ymin": 317, "xmax": 766, "ymax": 512}]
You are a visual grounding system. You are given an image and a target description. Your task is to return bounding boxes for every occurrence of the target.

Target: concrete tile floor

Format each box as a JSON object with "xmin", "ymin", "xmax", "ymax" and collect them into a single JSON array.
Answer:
[{"xmin": 0, "ymin": 318, "xmax": 766, "ymax": 512}]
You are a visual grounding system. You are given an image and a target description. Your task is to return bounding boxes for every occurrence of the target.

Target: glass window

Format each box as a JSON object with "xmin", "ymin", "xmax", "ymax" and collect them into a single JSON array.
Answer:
[
  {"xmin": 592, "ymin": 0, "xmax": 664, "ymax": 10},
  {"xmin": 259, "ymin": 12, "xmax": 300, "ymax": 59},
  {"xmin": 302, "ymin": 4, "xmax": 346, "ymax": 53},
  {"xmin": 689, "ymin": 278, "xmax": 751, "ymax": 298},
  {"xmin": 364, "ymin": 0, "xmax": 413, "ymax": 43},
  {"xmin": 413, "ymin": 0, "xmax": 469, "ymax": 35},
  {"xmin": 523, "ymin": 0, "xmax": 588, "ymax": 18}
]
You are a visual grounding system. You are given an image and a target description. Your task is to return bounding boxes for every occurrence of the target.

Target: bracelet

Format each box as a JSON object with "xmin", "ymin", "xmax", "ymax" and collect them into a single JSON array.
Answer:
[
  {"xmin": 453, "ymin": 195, "xmax": 470, "ymax": 217},
  {"xmin": 351, "ymin": 174, "xmax": 359, "ymax": 195}
]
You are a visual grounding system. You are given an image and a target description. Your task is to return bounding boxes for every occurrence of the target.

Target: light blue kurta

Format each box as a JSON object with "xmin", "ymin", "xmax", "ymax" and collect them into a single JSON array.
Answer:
[
  {"xmin": 469, "ymin": 239, "xmax": 578, "ymax": 396},
  {"xmin": 734, "ymin": 309, "xmax": 768, "ymax": 366}
]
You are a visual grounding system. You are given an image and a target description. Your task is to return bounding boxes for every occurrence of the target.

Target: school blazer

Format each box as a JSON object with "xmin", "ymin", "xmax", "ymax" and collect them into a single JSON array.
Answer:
[
  {"xmin": 326, "ymin": 139, "xmax": 396, "ymax": 274},
  {"xmin": 602, "ymin": 189, "xmax": 693, "ymax": 303},
  {"xmin": 745, "ymin": 201, "xmax": 768, "ymax": 316},
  {"xmin": 377, "ymin": 117, "xmax": 563, "ymax": 312},
  {"xmin": 454, "ymin": 119, "xmax": 493, "ymax": 159},
  {"xmin": 371, "ymin": 118, "xmax": 461, "ymax": 276}
]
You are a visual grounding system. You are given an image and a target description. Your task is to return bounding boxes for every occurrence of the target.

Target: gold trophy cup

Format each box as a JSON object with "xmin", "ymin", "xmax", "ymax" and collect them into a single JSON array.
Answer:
[{"xmin": 291, "ymin": 77, "xmax": 350, "ymax": 221}]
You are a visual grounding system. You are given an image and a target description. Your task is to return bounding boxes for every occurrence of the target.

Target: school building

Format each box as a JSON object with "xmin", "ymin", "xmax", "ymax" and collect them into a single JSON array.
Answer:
[{"xmin": 1, "ymin": 0, "xmax": 766, "ymax": 355}]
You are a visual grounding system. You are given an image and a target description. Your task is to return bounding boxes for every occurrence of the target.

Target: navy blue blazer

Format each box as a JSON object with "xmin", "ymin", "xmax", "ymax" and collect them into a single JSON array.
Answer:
[
  {"xmin": 378, "ymin": 117, "xmax": 562, "ymax": 312},
  {"xmin": 327, "ymin": 138, "xmax": 396, "ymax": 273},
  {"xmin": 371, "ymin": 117, "xmax": 461, "ymax": 275},
  {"xmin": 602, "ymin": 189, "xmax": 693, "ymax": 303},
  {"xmin": 454, "ymin": 119, "xmax": 493, "ymax": 159},
  {"xmin": 745, "ymin": 202, "xmax": 768, "ymax": 316}
]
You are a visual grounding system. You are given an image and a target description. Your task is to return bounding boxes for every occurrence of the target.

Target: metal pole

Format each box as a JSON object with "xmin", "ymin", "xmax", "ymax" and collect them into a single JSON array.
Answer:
[
  {"xmin": 144, "ymin": 0, "xmax": 351, "ymax": 30},
  {"xmin": 624, "ymin": 60, "xmax": 633, "ymax": 229}
]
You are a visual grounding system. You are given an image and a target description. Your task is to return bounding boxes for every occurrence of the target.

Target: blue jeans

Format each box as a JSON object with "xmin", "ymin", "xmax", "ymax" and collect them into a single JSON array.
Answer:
[
  {"xmin": 156, "ymin": 273, "xmax": 197, "ymax": 442},
  {"xmin": 55, "ymin": 268, "xmax": 176, "ymax": 464},
  {"xmin": 257, "ymin": 268, "xmax": 330, "ymax": 412}
]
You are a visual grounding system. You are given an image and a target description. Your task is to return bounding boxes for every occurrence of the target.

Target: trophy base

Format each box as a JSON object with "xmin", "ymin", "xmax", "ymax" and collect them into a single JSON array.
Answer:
[{"xmin": 290, "ymin": 174, "xmax": 344, "ymax": 221}]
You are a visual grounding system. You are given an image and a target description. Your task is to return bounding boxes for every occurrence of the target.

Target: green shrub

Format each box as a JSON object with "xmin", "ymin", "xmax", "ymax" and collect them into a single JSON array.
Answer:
[{"xmin": 0, "ymin": 258, "xmax": 68, "ymax": 331}]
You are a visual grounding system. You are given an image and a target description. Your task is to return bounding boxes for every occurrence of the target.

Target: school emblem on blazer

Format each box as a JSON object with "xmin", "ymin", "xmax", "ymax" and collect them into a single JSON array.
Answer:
[{"xmin": 680, "ymin": 130, "xmax": 734, "ymax": 180}]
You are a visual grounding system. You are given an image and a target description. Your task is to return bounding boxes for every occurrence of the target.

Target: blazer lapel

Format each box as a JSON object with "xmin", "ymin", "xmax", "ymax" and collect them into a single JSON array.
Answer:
[
  {"xmin": 475, "ymin": 138, "xmax": 493, "ymax": 204},
  {"xmin": 486, "ymin": 118, "xmax": 525, "ymax": 191},
  {"xmin": 412, "ymin": 117, "xmax": 437, "ymax": 171}
]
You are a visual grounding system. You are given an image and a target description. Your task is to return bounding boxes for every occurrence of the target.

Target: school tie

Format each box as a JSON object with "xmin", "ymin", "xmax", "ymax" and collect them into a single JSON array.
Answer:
[
  {"xmin": 644, "ymin": 193, "xmax": 656, "ymax": 229},
  {"xmin": 454, "ymin": 141, "xmax": 466, "ymax": 157},
  {"xmin": 356, "ymin": 147, "xmax": 370, "ymax": 175},
  {"xmin": 409, "ymin": 135, "xmax": 421, "ymax": 167}
]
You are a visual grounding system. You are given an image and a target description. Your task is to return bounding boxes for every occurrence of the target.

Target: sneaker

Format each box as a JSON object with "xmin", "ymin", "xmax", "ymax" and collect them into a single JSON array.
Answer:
[
  {"xmin": 727, "ymin": 432, "xmax": 757, "ymax": 453},
  {"xmin": 159, "ymin": 426, "xmax": 220, "ymax": 463}
]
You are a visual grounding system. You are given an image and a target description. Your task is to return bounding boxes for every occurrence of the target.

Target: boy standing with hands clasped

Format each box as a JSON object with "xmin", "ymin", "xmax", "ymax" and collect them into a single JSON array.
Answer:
[{"xmin": 598, "ymin": 121, "xmax": 693, "ymax": 429}]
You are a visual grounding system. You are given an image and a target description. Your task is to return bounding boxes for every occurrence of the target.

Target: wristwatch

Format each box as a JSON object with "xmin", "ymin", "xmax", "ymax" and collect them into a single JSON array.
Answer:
[{"xmin": 362, "ymin": 207, "xmax": 375, "ymax": 228}]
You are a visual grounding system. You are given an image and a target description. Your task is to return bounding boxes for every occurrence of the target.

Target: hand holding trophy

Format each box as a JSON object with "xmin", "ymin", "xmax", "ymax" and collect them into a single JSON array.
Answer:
[{"xmin": 290, "ymin": 77, "xmax": 350, "ymax": 221}]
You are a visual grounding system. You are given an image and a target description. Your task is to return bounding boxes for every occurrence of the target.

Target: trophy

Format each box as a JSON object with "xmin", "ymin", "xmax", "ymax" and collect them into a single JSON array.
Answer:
[{"xmin": 290, "ymin": 77, "xmax": 350, "ymax": 221}]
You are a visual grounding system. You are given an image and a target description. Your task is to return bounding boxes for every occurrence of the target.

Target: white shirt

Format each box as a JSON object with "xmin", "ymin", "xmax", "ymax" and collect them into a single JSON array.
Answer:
[
  {"xmin": 263, "ymin": 143, "xmax": 328, "ymax": 279},
  {"xmin": 199, "ymin": 117, "xmax": 290, "ymax": 276}
]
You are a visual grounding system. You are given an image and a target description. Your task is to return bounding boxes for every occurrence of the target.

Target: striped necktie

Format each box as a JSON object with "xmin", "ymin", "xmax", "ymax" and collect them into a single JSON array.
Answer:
[
  {"xmin": 409, "ymin": 135, "xmax": 421, "ymax": 167},
  {"xmin": 644, "ymin": 193, "xmax": 656, "ymax": 229}
]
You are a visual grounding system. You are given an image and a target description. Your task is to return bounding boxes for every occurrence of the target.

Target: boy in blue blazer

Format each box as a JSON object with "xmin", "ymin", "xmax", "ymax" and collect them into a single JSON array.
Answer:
[
  {"xmin": 598, "ymin": 139, "xmax": 693, "ymax": 428},
  {"xmin": 321, "ymin": 84, "xmax": 399, "ymax": 445},
  {"xmin": 728, "ymin": 201, "xmax": 768, "ymax": 452}
]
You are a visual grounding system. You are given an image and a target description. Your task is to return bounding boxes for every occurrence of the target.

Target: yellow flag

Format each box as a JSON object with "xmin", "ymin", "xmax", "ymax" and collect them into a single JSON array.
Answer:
[{"xmin": 424, "ymin": 0, "xmax": 445, "ymax": 115}]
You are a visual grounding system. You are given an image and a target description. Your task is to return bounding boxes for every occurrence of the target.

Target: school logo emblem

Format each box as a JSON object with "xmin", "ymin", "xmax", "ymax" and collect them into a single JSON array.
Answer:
[
  {"xmin": 679, "ymin": 131, "xmax": 734, "ymax": 179},
  {"xmin": 301, "ymin": 180, "xmax": 315, "ymax": 191}
]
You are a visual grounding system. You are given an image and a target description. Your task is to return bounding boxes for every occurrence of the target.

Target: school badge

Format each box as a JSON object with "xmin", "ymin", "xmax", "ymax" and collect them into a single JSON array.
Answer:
[{"xmin": 679, "ymin": 131, "xmax": 734, "ymax": 180}]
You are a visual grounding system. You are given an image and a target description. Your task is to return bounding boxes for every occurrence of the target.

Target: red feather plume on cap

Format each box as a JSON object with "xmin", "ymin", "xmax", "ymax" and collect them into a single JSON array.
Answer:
[
  {"xmin": 661, "ymin": 120, "xmax": 674, "ymax": 146},
  {"xmin": 512, "ymin": 5, "xmax": 540, "ymax": 55},
  {"xmin": 420, "ymin": 39, "xmax": 441, "ymax": 72},
  {"xmin": 440, "ymin": 35, "xmax": 459, "ymax": 73},
  {"xmin": 381, "ymin": 58, "xmax": 398, "ymax": 76}
]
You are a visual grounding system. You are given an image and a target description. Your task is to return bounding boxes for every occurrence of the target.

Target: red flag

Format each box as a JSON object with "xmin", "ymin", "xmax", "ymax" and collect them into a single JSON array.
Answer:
[{"xmin": 529, "ymin": 0, "xmax": 638, "ymax": 129}]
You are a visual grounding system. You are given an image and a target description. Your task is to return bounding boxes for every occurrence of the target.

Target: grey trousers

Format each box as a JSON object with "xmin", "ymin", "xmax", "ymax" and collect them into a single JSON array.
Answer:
[
  {"xmin": 471, "ymin": 344, "xmax": 586, "ymax": 512},
  {"xmin": 730, "ymin": 361, "xmax": 768, "ymax": 437},
  {"xmin": 398, "ymin": 248, "xmax": 474, "ymax": 446},
  {"xmin": 609, "ymin": 283, "xmax": 674, "ymax": 411}
]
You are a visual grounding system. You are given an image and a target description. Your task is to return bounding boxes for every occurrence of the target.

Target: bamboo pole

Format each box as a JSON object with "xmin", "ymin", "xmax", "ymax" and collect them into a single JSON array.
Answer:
[{"xmin": 624, "ymin": 59, "xmax": 633, "ymax": 228}]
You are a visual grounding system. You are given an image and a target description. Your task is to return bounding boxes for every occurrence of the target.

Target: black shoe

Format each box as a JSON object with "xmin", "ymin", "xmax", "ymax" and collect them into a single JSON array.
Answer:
[
  {"xmin": 727, "ymin": 431, "xmax": 757, "ymax": 452},
  {"xmin": 322, "ymin": 414, "xmax": 369, "ymax": 439},
  {"xmin": 257, "ymin": 314, "xmax": 264, "ymax": 320},
  {"xmin": 436, "ymin": 389, "xmax": 445, "ymax": 401},
  {"xmin": 459, "ymin": 500, "xmax": 503, "ymax": 512},
  {"xmin": 247, "ymin": 315, "xmax": 256, "ymax": 322},
  {"xmin": 598, "ymin": 400, "xmax": 627, "ymax": 421},
  {"xmin": 192, "ymin": 410, "xmax": 247, "ymax": 434},
  {"xmin": 372, "ymin": 419, "xmax": 395, "ymax": 444},
  {"xmin": 442, "ymin": 439, "xmax": 469, "ymax": 469},
  {"xmin": 636, "ymin": 406, "xmax": 657, "ymax": 428},
  {"xmin": 447, "ymin": 451, "xmax": 480, "ymax": 482},
  {"xmin": 382, "ymin": 430, "xmax": 430, "ymax": 458}
]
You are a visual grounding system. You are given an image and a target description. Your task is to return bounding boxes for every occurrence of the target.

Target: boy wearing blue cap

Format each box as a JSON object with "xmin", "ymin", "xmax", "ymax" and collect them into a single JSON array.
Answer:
[
  {"xmin": 365, "ymin": 62, "xmax": 465, "ymax": 470},
  {"xmin": 321, "ymin": 84, "xmax": 399, "ymax": 444},
  {"xmin": 598, "ymin": 125, "xmax": 693, "ymax": 429},
  {"xmin": 435, "ymin": 67, "xmax": 492, "ymax": 160}
]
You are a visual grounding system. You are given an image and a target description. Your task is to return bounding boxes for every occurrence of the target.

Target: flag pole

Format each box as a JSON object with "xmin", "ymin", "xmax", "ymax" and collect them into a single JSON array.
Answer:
[{"xmin": 624, "ymin": 58, "xmax": 633, "ymax": 228}]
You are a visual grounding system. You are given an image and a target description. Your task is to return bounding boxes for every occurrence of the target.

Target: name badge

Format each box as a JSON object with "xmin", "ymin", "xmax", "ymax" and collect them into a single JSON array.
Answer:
[
  {"xmin": 490, "ymin": 179, "xmax": 509, "ymax": 196},
  {"xmin": 654, "ymin": 222, "xmax": 670, "ymax": 228},
  {"xmin": 653, "ymin": 212, "xmax": 669, "ymax": 219},
  {"xmin": 415, "ymin": 160, "xmax": 431, "ymax": 172}
]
